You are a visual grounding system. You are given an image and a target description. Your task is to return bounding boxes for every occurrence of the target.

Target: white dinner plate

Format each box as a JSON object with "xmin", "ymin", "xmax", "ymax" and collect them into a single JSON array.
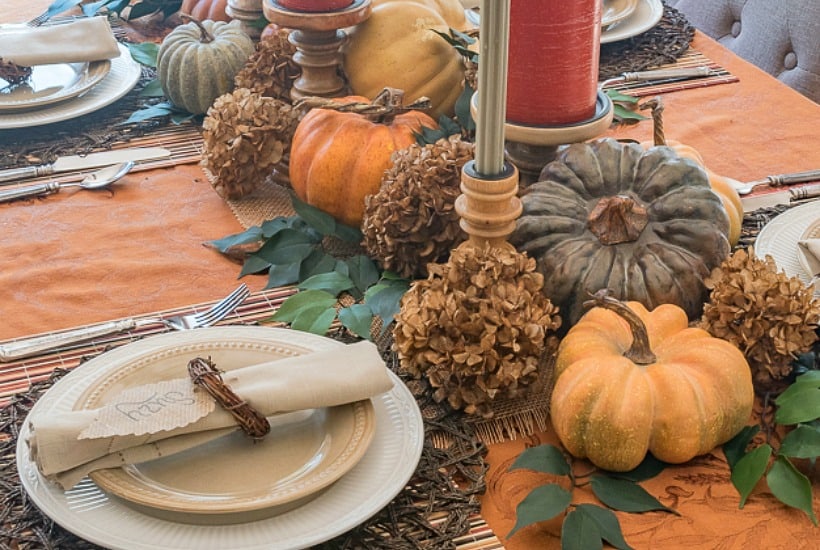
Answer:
[
  {"xmin": 602, "ymin": 0, "xmax": 639, "ymax": 29},
  {"xmin": 17, "ymin": 326, "xmax": 424, "ymax": 550},
  {"xmin": 754, "ymin": 201, "xmax": 820, "ymax": 295},
  {"xmin": 0, "ymin": 60, "xmax": 110, "ymax": 111},
  {"xmin": 0, "ymin": 43, "xmax": 140, "ymax": 129},
  {"xmin": 601, "ymin": 0, "xmax": 663, "ymax": 44}
]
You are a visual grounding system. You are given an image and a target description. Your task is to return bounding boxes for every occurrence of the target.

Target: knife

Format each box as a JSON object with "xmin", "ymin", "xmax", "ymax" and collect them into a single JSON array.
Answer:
[{"xmin": 0, "ymin": 147, "xmax": 171, "ymax": 184}]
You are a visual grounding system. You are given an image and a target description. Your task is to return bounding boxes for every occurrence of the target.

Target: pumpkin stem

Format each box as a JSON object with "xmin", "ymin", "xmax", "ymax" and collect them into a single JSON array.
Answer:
[
  {"xmin": 640, "ymin": 96, "xmax": 666, "ymax": 147},
  {"xmin": 587, "ymin": 195, "xmax": 648, "ymax": 245},
  {"xmin": 179, "ymin": 13, "xmax": 215, "ymax": 44},
  {"xmin": 295, "ymin": 87, "xmax": 432, "ymax": 124},
  {"xmin": 583, "ymin": 290, "xmax": 657, "ymax": 365}
]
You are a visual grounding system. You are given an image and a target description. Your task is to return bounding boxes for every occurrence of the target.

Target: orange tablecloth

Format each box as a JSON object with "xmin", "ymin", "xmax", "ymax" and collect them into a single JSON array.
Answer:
[{"xmin": 2, "ymin": 3, "xmax": 819, "ymax": 549}]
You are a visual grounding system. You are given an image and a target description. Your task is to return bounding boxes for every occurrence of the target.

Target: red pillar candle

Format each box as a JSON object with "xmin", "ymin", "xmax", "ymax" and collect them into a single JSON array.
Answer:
[
  {"xmin": 277, "ymin": 0, "xmax": 354, "ymax": 11},
  {"xmin": 507, "ymin": 0, "xmax": 601, "ymax": 126}
]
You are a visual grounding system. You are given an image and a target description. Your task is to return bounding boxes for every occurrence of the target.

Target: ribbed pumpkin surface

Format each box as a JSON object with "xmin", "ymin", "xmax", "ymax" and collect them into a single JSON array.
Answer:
[{"xmin": 157, "ymin": 20, "xmax": 254, "ymax": 115}]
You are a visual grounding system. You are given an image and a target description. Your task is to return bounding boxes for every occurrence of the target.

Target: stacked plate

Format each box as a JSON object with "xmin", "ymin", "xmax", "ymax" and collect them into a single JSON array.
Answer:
[
  {"xmin": 755, "ymin": 201, "xmax": 820, "ymax": 295},
  {"xmin": 0, "ymin": 42, "xmax": 141, "ymax": 130},
  {"xmin": 17, "ymin": 326, "xmax": 424, "ymax": 550}
]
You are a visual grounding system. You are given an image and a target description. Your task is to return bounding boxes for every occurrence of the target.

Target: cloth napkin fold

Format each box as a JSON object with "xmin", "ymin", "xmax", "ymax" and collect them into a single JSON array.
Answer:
[
  {"xmin": 0, "ymin": 17, "xmax": 120, "ymax": 67},
  {"xmin": 27, "ymin": 340, "xmax": 393, "ymax": 489},
  {"xmin": 798, "ymin": 238, "xmax": 820, "ymax": 277}
]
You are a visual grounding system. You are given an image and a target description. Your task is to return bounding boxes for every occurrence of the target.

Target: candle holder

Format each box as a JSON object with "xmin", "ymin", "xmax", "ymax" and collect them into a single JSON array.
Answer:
[
  {"xmin": 455, "ymin": 160, "xmax": 521, "ymax": 249},
  {"xmin": 262, "ymin": 0, "xmax": 372, "ymax": 100},
  {"xmin": 226, "ymin": 0, "xmax": 265, "ymax": 40}
]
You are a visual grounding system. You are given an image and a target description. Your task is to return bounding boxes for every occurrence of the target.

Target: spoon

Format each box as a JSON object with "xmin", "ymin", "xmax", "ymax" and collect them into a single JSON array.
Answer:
[{"xmin": 0, "ymin": 161, "xmax": 135, "ymax": 204}]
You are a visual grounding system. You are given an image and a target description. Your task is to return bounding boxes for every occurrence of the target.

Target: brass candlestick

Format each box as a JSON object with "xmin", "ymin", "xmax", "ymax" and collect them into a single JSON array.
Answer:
[{"xmin": 262, "ymin": 0, "xmax": 372, "ymax": 100}]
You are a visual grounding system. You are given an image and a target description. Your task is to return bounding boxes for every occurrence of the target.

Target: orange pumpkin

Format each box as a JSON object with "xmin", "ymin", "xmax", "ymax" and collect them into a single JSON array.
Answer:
[
  {"xmin": 179, "ymin": 0, "xmax": 230, "ymax": 22},
  {"xmin": 289, "ymin": 95, "xmax": 437, "ymax": 228},
  {"xmin": 551, "ymin": 292, "xmax": 754, "ymax": 472}
]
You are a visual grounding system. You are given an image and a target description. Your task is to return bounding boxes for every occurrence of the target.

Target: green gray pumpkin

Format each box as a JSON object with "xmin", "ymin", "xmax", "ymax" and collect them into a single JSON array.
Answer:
[
  {"xmin": 157, "ymin": 19, "xmax": 254, "ymax": 115},
  {"xmin": 510, "ymin": 138, "xmax": 730, "ymax": 326}
]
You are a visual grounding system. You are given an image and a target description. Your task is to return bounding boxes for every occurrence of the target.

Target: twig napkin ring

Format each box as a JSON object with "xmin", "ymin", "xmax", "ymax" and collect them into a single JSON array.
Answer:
[{"xmin": 187, "ymin": 356, "xmax": 271, "ymax": 439}]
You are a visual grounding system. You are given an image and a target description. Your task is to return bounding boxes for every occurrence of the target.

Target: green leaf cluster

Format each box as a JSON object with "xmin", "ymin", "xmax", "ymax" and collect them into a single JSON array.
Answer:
[
  {"xmin": 46, "ymin": 0, "xmax": 182, "ymax": 20},
  {"xmin": 725, "ymin": 370, "xmax": 820, "ymax": 525},
  {"xmin": 507, "ymin": 445, "xmax": 674, "ymax": 548},
  {"xmin": 605, "ymin": 89, "xmax": 648, "ymax": 124},
  {"xmin": 210, "ymin": 195, "xmax": 410, "ymax": 340}
]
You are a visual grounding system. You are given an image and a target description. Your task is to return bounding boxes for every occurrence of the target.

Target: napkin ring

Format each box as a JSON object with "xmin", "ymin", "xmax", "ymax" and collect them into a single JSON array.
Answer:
[{"xmin": 187, "ymin": 356, "xmax": 271, "ymax": 439}]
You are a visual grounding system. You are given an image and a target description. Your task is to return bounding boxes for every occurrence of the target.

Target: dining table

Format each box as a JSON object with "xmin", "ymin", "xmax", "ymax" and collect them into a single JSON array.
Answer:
[{"xmin": 2, "ymin": 1, "xmax": 819, "ymax": 549}]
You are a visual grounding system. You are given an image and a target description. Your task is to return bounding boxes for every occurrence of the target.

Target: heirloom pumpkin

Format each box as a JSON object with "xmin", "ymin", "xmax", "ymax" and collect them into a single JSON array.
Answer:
[
  {"xmin": 342, "ymin": 0, "xmax": 476, "ymax": 119},
  {"xmin": 179, "ymin": 0, "xmax": 230, "ymax": 22},
  {"xmin": 510, "ymin": 138, "xmax": 731, "ymax": 326},
  {"xmin": 289, "ymin": 93, "xmax": 437, "ymax": 228},
  {"xmin": 157, "ymin": 19, "xmax": 254, "ymax": 115},
  {"xmin": 550, "ymin": 291, "xmax": 754, "ymax": 472}
]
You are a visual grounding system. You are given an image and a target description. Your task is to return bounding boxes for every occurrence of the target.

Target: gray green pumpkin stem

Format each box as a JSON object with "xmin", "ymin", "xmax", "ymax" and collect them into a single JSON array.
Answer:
[
  {"xmin": 583, "ymin": 290, "xmax": 657, "ymax": 365},
  {"xmin": 179, "ymin": 13, "xmax": 215, "ymax": 43},
  {"xmin": 640, "ymin": 96, "xmax": 667, "ymax": 147}
]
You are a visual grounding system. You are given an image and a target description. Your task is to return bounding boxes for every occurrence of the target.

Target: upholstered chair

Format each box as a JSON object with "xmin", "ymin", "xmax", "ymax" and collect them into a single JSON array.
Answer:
[{"xmin": 665, "ymin": 0, "xmax": 820, "ymax": 103}]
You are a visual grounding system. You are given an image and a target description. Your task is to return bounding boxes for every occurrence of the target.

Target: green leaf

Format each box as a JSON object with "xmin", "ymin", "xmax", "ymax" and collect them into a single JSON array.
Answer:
[
  {"xmin": 259, "ymin": 217, "xmax": 297, "ymax": 239},
  {"xmin": 612, "ymin": 454, "xmax": 667, "ymax": 482},
  {"xmin": 338, "ymin": 303, "xmax": 374, "ymax": 340},
  {"xmin": 590, "ymin": 476, "xmax": 676, "ymax": 514},
  {"xmin": 139, "ymin": 79, "xmax": 165, "ymax": 98},
  {"xmin": 299, "ymin": 272, "xmax": 356, "ymax": 296},
  {"xmin": 507, "ymin": 484, "xmax": 572, "ymax": 538},
  {"xmin": 333, "ymin": 221, "xmax": 364, "ymax": 243},
  {"xmin": 723, "ymin": 425, "xmax": 760, "ymax": 469},
  {"xmin": 730, "ymin": 443, "xmax": 772, "ymax": 508},
  {"xmin": 561, "ymin": 508, "xmax": 603, "ymax": 550},
  {"xmin": 775, "ymin": 384, "xmax": 820, "ymax": 425},
  {"xmin": 265, "ymin": 261, "xmax": 301, "ymax": 288},
  {"xmin": 119, "ymin": 103, "xmax": 175, "ymax": 125},
  {"xmin": 572, "ymin": 504, "xmax": 632, "ymax": 550},
  {"xmin": 290, "ymin": 194, "xmax": 338, "ymax": 236},
  {"xmin": 364, "ymin": 280, "xmax": 409, "ymax": 332},
  {"xmin": 254, "ymin": 229, "xmax": 316, "ymax": 265},
  {"xmin": 508, "ymin": 444, "xmax": 571, "ymax": 476},
  {"xmin": 169, "ymin": 111, "xmax": 197, "ymax": 125},
  {"xmin": 345, "ymin": 255, "xmax": 381, "ymax": 295},
  {"xmin": 45, "ymin": 0, "xmax": 85, "ymax": 18},
  {"xmin": 126, "ymin": 42, "xmax": 159, "ymax": 68},
  {"xmin": 290, "ymin": 304, "xmax": 337, "ymax": 334},
  {"xmin": 238, "ymin": 255, "xmax": 272, "ymax": 277},
  {"xmin": 779, "ymin": 424, "xmax": 820, "ymax": 459},
  {"xmin": 454, "ymin": 83, "xmax": 476, "ymax": 132},
  {"xmin": 299, "ymin": 249, "xmax": 338, "ymax": 280},
  {"xmin": 767, "ymin": 455, "xmax": 818, "ymax": 525},
  {"xmin": 612, "ymin": 104, "xmax": 647, "ymax": 122},
  {"xmin": 209, "ymin": 227, "xmax": 264, "ymax": 252},
  {"xmin": 605, "ymin": 89, "xmax": 640, "ymax": 104},
  {"xmin": 270, "ymin": 290, "xmax": 337, "ymax": 323}
]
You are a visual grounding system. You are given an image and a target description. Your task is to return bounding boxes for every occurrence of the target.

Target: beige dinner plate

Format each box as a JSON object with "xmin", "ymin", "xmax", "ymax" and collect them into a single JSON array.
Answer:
[
  {"xmin": 71, "ymin": 330, "xmax": 376, "ymax": 524},
  {"xmin": 601, "ymin": 0, "xmax": 663, "ymax": 44},
  {"xmin": 0, "ymin": 60, "xmax": 110, "ymax": 111},
  {"xmin": 602, "ymin": 0, "xmax": 639, "ymax": 28}
]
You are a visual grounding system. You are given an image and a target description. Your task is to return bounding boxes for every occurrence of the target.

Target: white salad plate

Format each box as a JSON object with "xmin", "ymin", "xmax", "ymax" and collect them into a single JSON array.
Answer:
[
  {"xmin": 755, "ymin": 201, "xmax": 820, "ymax": 295},
  {"xmin": 601, "ymin": 0, "xmax": 664, "ymax": 44},
  {"xmin": 0, "ymin": 60, "xmax": 110, "ymax": 111},
  {"xmin": 17, "ymin": 326, "xmax": 424, "ymax": 550},
  {"xmin": 0, "ymin": 43, "xmax": 140, "ymax": 129},
  {"xmin": 602, "ymin": 0, "xmax": 639, "ymax": 29}
]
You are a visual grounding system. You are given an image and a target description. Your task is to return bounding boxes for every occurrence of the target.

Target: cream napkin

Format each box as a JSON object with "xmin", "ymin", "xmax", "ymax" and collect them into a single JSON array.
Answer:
[
  {"xmin": 0, "ymin": 17, "xmax": 120, "ymax": 67},
  {"xmin": 798, "ymin": 238, "xmax": 820, "ymax": 278},
  {"xmin": 27, "ymin": 341, "xmax": 394, "ymax": 489}
]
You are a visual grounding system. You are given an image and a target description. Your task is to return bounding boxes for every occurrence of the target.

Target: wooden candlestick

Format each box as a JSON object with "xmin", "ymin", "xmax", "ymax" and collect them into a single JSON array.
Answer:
[
  {"xmin": 262, "ymin": 0, "xmax": 372, "ymax": 100},
  {"xmin": 227, "ymin": 0, "xmax": 265, "ymax": 40},
  {"xmin": 456, "ymin": 161, "xmax": 521, "ymax": 248}
]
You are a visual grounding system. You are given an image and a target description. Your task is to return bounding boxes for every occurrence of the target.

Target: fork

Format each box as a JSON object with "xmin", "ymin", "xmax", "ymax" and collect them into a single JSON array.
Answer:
[
  {"xmin": 0, "ymin": 283, "xmax": 251, "ymax": 362},
  {"xmin": 26, "ymin": 9, "xmax": 52, "ymax": 27}
]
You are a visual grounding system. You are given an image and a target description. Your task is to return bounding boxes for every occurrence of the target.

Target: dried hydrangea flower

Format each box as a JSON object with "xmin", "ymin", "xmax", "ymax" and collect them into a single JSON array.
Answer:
[
  {"xmin": 394, "ymin": 242, "xmax": 562, "ymax": 417},
  {"xmin": 233, "ymin": 28, "xmax": 299, "ymax": 102},
  {"xmin": 699, "ymin": 247, "xmax": 820, "ymax": 394}
]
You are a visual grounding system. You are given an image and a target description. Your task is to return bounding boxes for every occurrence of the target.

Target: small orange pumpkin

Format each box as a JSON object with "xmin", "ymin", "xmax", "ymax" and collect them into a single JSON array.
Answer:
[
  {"xmin": 179, "ymin": 0, "xmax": 230, "ymax": 22},
  {"xmin": 550, "ymin": 291, "xmax": 754, "ymax": 472},
  {"xmin": 289, "ymin": 92, "xmax": 437, "ymax": 228}
]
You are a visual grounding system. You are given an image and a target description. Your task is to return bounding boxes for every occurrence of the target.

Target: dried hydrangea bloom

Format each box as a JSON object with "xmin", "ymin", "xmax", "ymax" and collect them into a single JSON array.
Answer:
[
  {"xmin": 394, "ymin": 242, "xmax": 562, "ymax": 417},
  {"xmin": 202, "ymin": 88, "xmax": 300, "ymax": 200},
  {"xmin": 233, "ymin": 29, "xmax": 299, "ymax": 102},
  {"xmin": 362, "ymin": 135, "xmax": 472, "ymax": 278},
  {"xmin": 699, "ymin": 247, "xmax": 820, "ymax": 394}
]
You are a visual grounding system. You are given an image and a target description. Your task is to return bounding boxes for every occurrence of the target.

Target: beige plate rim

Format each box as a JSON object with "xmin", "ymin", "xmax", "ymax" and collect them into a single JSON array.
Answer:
[
  {"xmin": 601, "ymin": 0, "xmax": 664, "ymax": 44},
  {"xmin": 0, "ymin": 60, "xmax": 111, "ymax": 111},
  {"xmin": 602, "ymin": 0, "xmax": 639, "ymax": 28},
  {"xmin": 73, "ymin": 331, "xmax": 376, "ymax": 518}
]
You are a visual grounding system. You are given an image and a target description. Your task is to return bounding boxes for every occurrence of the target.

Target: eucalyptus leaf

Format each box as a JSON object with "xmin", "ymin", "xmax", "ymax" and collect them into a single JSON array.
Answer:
[
  {"xmin": 290, "ymin": 194, "xmax": 337, "ymax": 236},
  {"xmin": 333, "ymin": 221, "xmax": 364, "ymax": 243},
  {"xmin": 455, "ymin": 84, "xmax": 476, "ymax": 131},
  {"xmin": 299, "ymin": 249, "xmax": 338, "ymax": 280},
  {"xmin": 126, "ymin": 42, "xmax": 159, "ymax": 68},
  {"xmin": 45, "ymin": 0, "xmax": 85, "ymax": 17},
  {"xmin": 572, "ymin": 504, "xmax": 632, "ymax": 550},
  {"xmin": 291, "ymin": 305, "xmax": 337, "ymax": 335},
  {"xmin": 260, "ymin": 217, "xmax": 300, "ymax": 239},
  {"xmin": 265, "ymin": 261, "xmax": 301, "ymax": 288},
  {"xmin": 209, "ymin": 226, "xmax": 264, "ymax": 252},
  {"xmin": 345, "ymin": 255, "xmax": 381, "ymax": 295},
  {"xmin": 767, "ymin": 455, "xmax": 818, "ymax": 525},
  {"xmin": 170, "ymin": 111, "xmax": 197, "ymax": 125},
  {"xmin": 119, "ymin": 103, "xmax": 175, "ymax": 125},
  {"xmin": 270, "ymin": 289, "xmax": 337, "ymax": 323},
  {"xmin": 139, "ymin": 79, "xmax": 165, "ymax": 98},
  {"xmin": 590, "ymin": 476, "xmax": 676, "ymax": 514},
  {"xmin": 722, "ymin": 425, "xmax": 760, "ymax": 469},
  {"xmin": 238, "ymin": 255, "xmax": 272, "ymax": 277},
  {"xmin": 611, "ymin": 454, "xmax": 667, "ymax": 482},
  {"xmin": 338, "ymin": 303, "xmax": 374, "ymax": 340},
  {"xmin": 605, "ymin": 89, "xmax": 640, "ymax": 104},
  {"xmin": 508, "ymin": 444, "xmax": 571, "ymax": 476},
  {"xmin": 730, "ymin": 443, "xmax": 772, "ymax": 508},
  {"xmin": 364, "ymin": 280, "xmax": 409, "ymax": 333},
  {"xmin": 507, "ymin": 484, "xmax": 572, "ymax": 538},
  {"xmin": 775, "ymin": 384, "xmax": 820, "ymax": 425},
  {"xmin": 254, "ymin": 229, "xmax": 316, "ymax": 265},
  {"xmin": 299, "ymin": 272, "xmax": 356, "ymax": 296},
  {"xmin": 778, "ymin": 424, "xmax": 820, "ymax": 459},
  {"xmin": 81, "ymin": 0, "xmax": 112, "ymax": 16},
  {"xmin": 612, "ymin": 104, "xmax": 647, "ymax": 122},
  {"xmin": 561, "ymin": 508, "xmax": 603, "ymax": 550}
]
